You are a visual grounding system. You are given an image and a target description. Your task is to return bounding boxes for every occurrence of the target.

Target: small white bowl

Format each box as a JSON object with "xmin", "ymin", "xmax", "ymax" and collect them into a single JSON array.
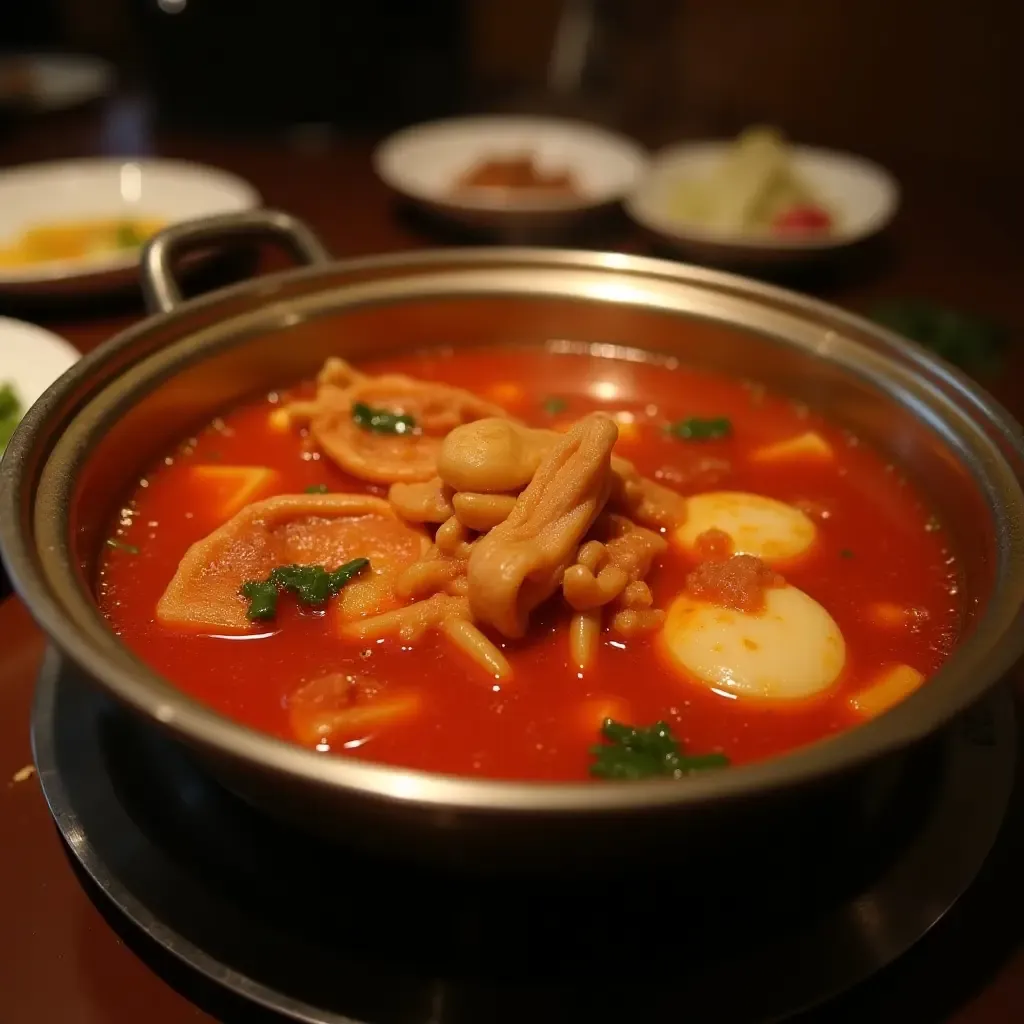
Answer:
[
  {"xmin": 0, "ymin": 158, "xmax": 260, "ymax": 295},
  {"xmin": 625, "ymin": 141, "xmax": 899, "ymax": 266},
  {"xmin": 373, "ymin": 115, "xmax": 647, "ymax": 239}
]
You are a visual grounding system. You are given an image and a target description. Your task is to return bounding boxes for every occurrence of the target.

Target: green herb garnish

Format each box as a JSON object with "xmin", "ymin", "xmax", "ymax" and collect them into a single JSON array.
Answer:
[
  {"xmin": 1, "ymin": 382, "xmax": 22, "ymax": 453},
  {"xmin": 351, "ymin": 402, "xmax": 416, "ymax": 435},
  {"xmin": 240, "ymin": 579, "xmax": 279, "ymax": 620},
  {"xmin": 241, "ymin": 558, "xmax": 370, "ymax": 621},
  {"xmin": 839, "ymin": 548, "xmax": 854, "ymax": 559},
  {"xmin": 666, "ymin": 417, "xmax": 732, "ymax": 441},
  {"xmin": 868, "ymin": 300, "xmax": 1008, "ymax": 376},
  {"xmin": 105, "ymin": 538, "xmax": 140, "ymax": 555},
  {"xmin": 590, "ymin": 719, "xmax": 730, "ymax": 780},
  {"xmin": 304, "ymin": 483, "xmax": 330, "ymax": 494},
  {"xmin": 542, "ymin": 396, "xmax": 568, "ymax": 415}
]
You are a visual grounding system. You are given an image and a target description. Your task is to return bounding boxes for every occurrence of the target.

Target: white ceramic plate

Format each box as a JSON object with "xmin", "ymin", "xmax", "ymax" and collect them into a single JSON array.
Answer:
[
  {"xmin": 0, "ymin": 318, "xmax": 80, "ymax": 455},
  {"xmin": 625, "ymin": 141, "xmax": 899, "ymax": 265},
  {"xmin": 0, "ymin": 158, "xmax": 261, "ymax": 294},
  {"xmin": 0, "ymin": 53, "xmax": 114, "ymax": 112},
  {"xmin": 0, "ymin": 318, "xmax": 79, "ymax": 591},
  {"xmin": 374, "ymin": 115, "xmax": 647, "ymax": 237}
]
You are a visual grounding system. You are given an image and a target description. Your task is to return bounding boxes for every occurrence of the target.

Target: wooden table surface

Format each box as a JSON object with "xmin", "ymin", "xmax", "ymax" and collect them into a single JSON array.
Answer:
[{"xmin": 1, "ymin": 99, "xmax": 1023, "ymax": 1023}]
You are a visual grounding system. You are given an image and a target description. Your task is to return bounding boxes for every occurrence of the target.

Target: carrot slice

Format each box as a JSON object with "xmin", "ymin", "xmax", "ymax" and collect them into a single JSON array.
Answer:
[
  {"xmin": 486, "ymin": 382, "xmax": 525, "ymax": 407},
  {"xmin": 266, "ymin": 408, "xmax": 292, "ymax": 433},
  {"xmin": 289, "ymin": 676, "xmax": 422, "ymax": 748},
  {"xmin": 866, "ymin": 602, "xmax": 909, "ymax": 628},
  {"xmin": 750, "ymin": 431, "xmax": 834, "ymax": 464},
  {"xmin": 847, "ymin": 664, "xmax": 925, "ymax": 719},
  {"xmin": 612, "ymin": 413, "xmax": 641, "ymax": 445},
  {"xmin": 189, "ymin": 465, "xmax": 280, "ymax": 519}
]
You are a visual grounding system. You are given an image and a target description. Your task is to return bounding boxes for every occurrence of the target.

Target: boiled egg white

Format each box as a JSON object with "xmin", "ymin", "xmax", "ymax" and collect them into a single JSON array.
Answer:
[
  {"xmin": 675, "ymin": 491, "xmax": 817, "ymax": 563},
  {"xmin": 662, "ymin": 585, "xmax": 846, "ymax": 702}
]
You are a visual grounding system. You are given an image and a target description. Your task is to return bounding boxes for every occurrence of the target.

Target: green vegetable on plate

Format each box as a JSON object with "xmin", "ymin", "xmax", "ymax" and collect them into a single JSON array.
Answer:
[
  {"xmin": 1, "ymin": 381, "xmax": 22, "ymax": 453},
  {"xmin": 114, "ymin": 222, "xmax": 145, "ymax": 249},
  {"xmin": 669, "ymin": 126, "xmax": 834, "ymax": 236}
]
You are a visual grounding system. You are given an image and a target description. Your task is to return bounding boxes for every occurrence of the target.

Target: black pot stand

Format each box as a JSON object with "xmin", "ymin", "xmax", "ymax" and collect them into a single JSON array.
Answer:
[{"xmin": 31, "ymin": 650, "xmax": 1019, "ymax": 1024}]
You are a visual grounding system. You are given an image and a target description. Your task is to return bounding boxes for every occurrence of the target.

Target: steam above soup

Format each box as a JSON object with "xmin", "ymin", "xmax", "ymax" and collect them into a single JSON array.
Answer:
[{"xmin": 97, "ymin": 346, "xmax": 960, "ymax": 781}]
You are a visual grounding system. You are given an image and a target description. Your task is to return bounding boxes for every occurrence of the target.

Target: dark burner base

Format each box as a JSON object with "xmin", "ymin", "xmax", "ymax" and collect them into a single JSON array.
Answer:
[{"xmin": 31, "ymin": 651, "xmax": 1019, "ymax": 1024}]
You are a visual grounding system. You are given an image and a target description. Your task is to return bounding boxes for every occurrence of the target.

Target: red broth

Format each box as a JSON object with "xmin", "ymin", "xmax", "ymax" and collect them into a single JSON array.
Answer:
[{"xmin": 97, "ymin": 347, "xmax": 960, "ymax": 781}]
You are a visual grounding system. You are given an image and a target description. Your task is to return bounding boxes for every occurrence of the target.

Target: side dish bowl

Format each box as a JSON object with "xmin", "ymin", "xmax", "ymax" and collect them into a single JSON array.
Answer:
[
  {"xmin": 373, "ymin": 115, "xmax": 647, "ymax": 240},
  {"xmin": 3, "ymin": 210, "xmax": 1023, "ymax": 869},
  {"xmin": 0, "ymin": 158, "xmax": 260, "ymax": 295},
  {"xmin": 626, "ymin": 141, "xmax": 899, "ymax": 266}
]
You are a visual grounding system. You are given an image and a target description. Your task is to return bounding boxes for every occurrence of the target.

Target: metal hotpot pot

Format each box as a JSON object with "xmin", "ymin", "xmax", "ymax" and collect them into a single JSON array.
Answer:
[{"xmin": 3, "ymin": 210, "xmax": 1024, "ymax": 871}]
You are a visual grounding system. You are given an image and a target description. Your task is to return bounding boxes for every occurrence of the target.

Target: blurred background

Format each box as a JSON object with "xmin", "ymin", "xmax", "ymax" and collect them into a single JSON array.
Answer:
[
  {"xmin": 2, "ymin": 0, "xmax": 1021, "ymax": 170},
  {"xmin": 1, "ymin": 0, "xmax": 1022, "ymax": 344}
]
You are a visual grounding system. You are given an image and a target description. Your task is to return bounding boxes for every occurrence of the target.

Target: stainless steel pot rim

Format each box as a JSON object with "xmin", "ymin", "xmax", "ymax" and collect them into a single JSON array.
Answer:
[
  {"xmin": 4, "ymin": 238, "xmax": 1024, "ymax": 816},
  {"xmin": 7, "ymin": 239, "xmax": 1021, "ymax": 434}
]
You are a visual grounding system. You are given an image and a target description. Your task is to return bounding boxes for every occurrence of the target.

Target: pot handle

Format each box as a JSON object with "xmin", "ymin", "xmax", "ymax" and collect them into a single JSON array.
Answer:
[{"xmin": 141, "ymin": 208, "xmax": 332, "ymax": 314}]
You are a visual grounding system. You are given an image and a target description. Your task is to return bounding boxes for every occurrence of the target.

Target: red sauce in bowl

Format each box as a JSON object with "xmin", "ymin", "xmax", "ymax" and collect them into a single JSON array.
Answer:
[{"xmin": 97, "ymin": 347, "xmax": 960, "ymax": 781}]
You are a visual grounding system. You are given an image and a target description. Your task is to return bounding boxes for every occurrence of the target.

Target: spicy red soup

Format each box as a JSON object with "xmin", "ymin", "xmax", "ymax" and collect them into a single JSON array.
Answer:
[{"xmin": 98, "ymin": 347, "xmax": 959, "ymax": 781}]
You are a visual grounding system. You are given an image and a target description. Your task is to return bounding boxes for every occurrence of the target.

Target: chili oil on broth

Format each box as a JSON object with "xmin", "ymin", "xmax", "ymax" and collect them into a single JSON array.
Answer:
[{"xmin": 96, "ymin": 346, "xmax": 960, "ymax": 782}]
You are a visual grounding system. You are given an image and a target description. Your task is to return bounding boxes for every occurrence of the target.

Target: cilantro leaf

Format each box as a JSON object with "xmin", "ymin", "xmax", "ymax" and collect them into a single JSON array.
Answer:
[
  {"xmin": 666, "ymin": 417, "xmax": 732, "ymax": 441},
  {"xmin": 352, "ymin": 402, "xmax": 416, "ymax": 435},
  {"xmin": 240, "ymin": 579, "xmax": 279, "ymax": 620},
  {"xmin": 589, "ymin": 718, "xmax": 730, "ymax": 780},
  {"xmin": 241, "ymin": 558, "xmax": 370, "ymax": 621}
]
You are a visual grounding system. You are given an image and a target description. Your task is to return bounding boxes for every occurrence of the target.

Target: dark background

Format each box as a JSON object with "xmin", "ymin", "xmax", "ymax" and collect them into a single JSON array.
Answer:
[{"xmin": 2, "ymin": 0, "xmax": 1022, "ymax": 174}]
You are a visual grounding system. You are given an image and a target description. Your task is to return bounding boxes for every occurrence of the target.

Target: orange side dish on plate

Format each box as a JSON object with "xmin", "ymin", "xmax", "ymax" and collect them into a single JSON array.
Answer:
[
  {"xmin": 454, "ymin": 154, "xmax": 578, "ymax": 197},
  {"xmin": 0, "ymin": 217, "xmax": 165, "ymax": 267},
  {"xmin": 97, "ymin": 346, "xmax": 960, "ymax": 782}
]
